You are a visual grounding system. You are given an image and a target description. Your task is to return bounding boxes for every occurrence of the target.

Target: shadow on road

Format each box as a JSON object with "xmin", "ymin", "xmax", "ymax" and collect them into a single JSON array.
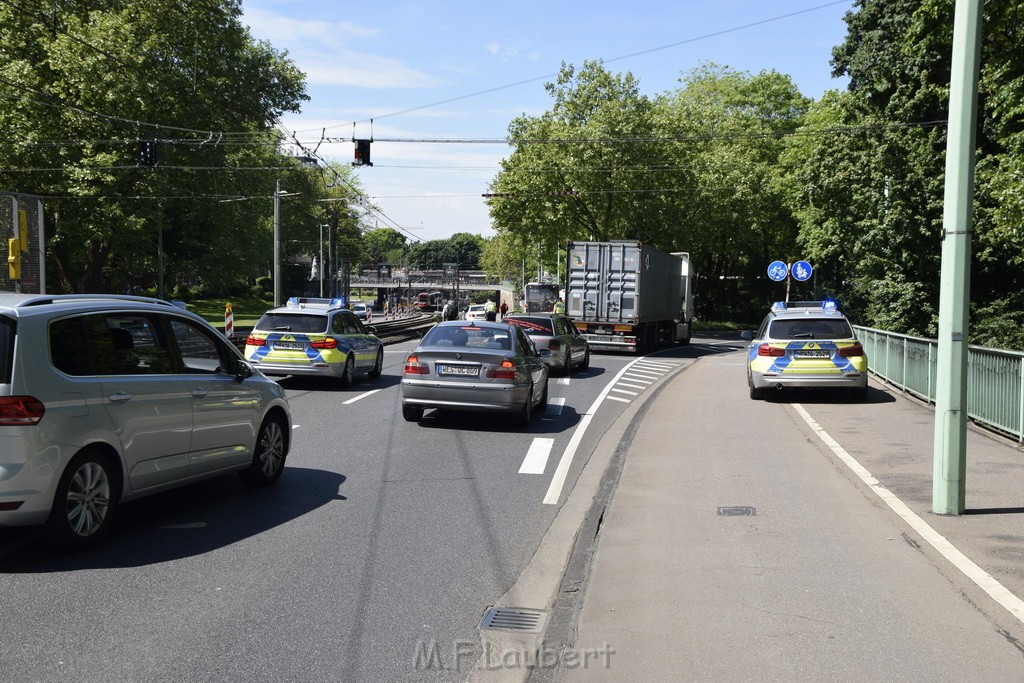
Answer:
[{"xmin": 0, "ymin": 466, "xmax": 346, "ymax": 571}]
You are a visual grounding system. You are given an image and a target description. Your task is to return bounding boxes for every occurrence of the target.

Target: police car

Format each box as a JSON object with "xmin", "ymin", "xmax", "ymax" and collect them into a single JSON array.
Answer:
[
  {"xmin": 245, "ymin": 297, "xmax": 383, "ymax": 385},
  {"xmin": 742, "ymin": 300, "xmax": 868, "ymax": 400}
]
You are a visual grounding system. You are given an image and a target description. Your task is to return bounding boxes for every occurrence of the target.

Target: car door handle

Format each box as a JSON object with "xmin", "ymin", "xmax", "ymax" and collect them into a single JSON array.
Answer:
[
  {"xmin": 108, "ymin": 392, "xmax": 133, "ymax": 403},
  {"xmin": 191, "ymin": 388, "xmax": 209, "ymax": 398}
]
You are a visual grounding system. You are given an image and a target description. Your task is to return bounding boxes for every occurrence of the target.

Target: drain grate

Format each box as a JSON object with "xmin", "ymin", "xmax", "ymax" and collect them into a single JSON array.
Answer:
[
  {"xmin": 479, "ymin": 607, "xmax": 547, "ymax": 633},
  {"xmin": 717, "ymin": 506, "xmax": 756, "ymax": 516}
]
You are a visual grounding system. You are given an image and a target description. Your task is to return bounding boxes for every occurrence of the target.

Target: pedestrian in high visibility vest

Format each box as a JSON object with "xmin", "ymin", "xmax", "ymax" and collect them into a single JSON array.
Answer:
[{"xmin": 484, "ymin": 298, "xmax": 497, "ymax": 321}]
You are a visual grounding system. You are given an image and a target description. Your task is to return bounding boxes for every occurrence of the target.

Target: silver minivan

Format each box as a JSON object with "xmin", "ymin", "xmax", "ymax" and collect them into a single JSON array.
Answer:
[{"xmin": 0, "ymin": 294, "xmax": 292, "ymax": 549}]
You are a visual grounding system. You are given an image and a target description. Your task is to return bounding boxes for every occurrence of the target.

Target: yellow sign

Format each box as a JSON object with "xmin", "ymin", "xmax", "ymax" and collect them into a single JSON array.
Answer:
[
  {"xmin": 17, "ymin": 210, "xmax": 27, "ymax": 252},
  {"xmin": 8, "ymin": 238, "xmax": 20, "ymax": 280}
]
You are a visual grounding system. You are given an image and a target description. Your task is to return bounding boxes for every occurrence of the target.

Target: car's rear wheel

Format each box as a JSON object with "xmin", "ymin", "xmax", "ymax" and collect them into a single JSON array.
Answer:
[
  {"xmin": 561, "ymin": 352, "xmax": 573, "ymax": 376},
  {"xmin": 578, "ymin": 348, "xmax": 590, "ymax": 371},
  {"xmin": 748, "ymin": 373, "xmax": 768, "ymax": 400},
  {"xmin": 368, "ymin": 348, "xmax": 384, "ymax": 379},
  {"xmin": 339, "ymin": 354, "xmax": 355, "ymax": 387},
  {"xmin": 539, "ymin": 379, "xmax": 549, "ymax": 411},
  {"xmin": 402, "ymin": 404, "xmax": 423, "ymax": 422},
  {"xmin": 45, "ymin": 448, "xmax": 117, "ymax": 550},
  {"xmin": 517, "ymin": 388, "xmax": 534, "ymax": 426},
  {"xmin": 240, "ymin": 416, "xmax": 287, "ymax": 486}
]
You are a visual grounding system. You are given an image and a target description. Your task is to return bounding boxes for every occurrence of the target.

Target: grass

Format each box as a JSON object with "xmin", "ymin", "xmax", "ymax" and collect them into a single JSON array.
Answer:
[{"xmin": 187, "ymin": 295, "xmax": 273, "ymax": 330}]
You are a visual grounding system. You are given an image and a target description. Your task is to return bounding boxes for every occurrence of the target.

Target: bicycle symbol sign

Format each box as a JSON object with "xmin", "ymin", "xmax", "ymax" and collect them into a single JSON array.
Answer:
[
  {"xmin": 792, "ymin": 260, "xmax": 813, "ymax": 282},
  {"xmin": 767, "ymin": 261, "xmax": 788, "ymax": 282}
]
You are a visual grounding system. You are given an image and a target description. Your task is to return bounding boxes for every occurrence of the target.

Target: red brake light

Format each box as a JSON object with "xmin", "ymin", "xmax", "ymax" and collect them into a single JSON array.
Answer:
[
  {"xmin": 404, "ymin": 355, "xmax": 429, "ymax": 375},
  {"xmin": 486, "ymin": 358, "xmax": 518, "ymax": 379},
  {"xmin": 0, "ymin": 396, "xmax": 45, "ymax": 426},
  {"xmin": 838, "ymin": 343, "xmax": 865, "ymax": 358},
  {"xmin": 548, "ymin": 339, "xmax": 561, "ymax": 351},
  {"xmin": 758, "ymin": 344, "xmax": 786, "ymax": 357},
  {"xmin": 245, "ymin": 334, "xmax": 265, "ymax": 346},
  {"xmin": 310, "ymin": 338, "xmax": 337, "ymax": 350}
]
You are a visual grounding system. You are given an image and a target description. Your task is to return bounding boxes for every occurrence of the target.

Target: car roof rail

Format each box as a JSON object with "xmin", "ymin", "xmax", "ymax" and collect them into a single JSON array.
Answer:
[{"xmin": 15, "ymin": 294, "xmax": 178, "ymax": 308}]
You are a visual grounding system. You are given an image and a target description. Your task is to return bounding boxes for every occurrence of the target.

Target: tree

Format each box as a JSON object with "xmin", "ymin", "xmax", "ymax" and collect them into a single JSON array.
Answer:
[{"xmin": 0, "ymin": 0, "xmax": 308, "ymax": 293}]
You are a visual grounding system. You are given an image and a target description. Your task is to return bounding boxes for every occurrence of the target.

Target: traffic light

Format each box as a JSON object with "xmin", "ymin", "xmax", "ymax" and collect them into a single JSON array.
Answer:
[
  {"xmin": 354, "ymin": 139, "xmax": 372, "ymax": 167},
  {"xmin": 138, "ymin": 139, "xmax": 158, "ymax": 167},
  {"xmin": 8, "ymin": 238, "xmax": 20, "ymax": 280}
]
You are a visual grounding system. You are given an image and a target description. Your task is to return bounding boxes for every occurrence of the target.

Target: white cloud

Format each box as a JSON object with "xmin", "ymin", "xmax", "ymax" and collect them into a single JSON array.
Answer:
[{"xmin": 243, "ymin": 7, "xmax": 442, "ymax": 89}]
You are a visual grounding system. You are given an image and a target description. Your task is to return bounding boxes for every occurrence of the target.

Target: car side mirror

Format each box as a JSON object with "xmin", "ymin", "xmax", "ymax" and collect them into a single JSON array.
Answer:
[
  {"xmin": 740, "ymin": 331, "xmax": 753, "ymax": 340},
  {"xmin": 366, "ymin": 325, "xmax": 377, "ymax": 334},
  {"xmin": 236, "ymin": 360, "xmax": 255, "ymax": 381}
]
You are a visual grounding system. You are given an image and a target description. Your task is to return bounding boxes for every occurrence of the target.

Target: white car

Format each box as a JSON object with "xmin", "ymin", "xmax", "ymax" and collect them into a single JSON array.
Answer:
[{"xmin": 465, "ymin": 304, "xmax": 487, "ymax": 321}]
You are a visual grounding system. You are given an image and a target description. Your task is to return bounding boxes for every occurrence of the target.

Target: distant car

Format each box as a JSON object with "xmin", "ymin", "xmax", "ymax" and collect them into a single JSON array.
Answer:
[
  {"xmin": 465, "ymin": 304, "xmax": 487, "ymax": 321},
  {"xmin": 504, "ymin": 313, "xmax": 590, "ymax": 375},
  {"xmin": 741, "ymin": 300, "xmax": 868, "ymax": 400},
  {"xmin": 0, "ymin": 293, "xmax": 291, "ymax": 549},
  {"xmin": 245, "ymin": 297, "xmax": 383, "ymax": 385},
  {"xmin": 400, "ymin": 320, "xmax": 549, "ymax": 425},
  {"xmin": 352, "ymin": 302, "xmax": 372, "ymax": 321}
]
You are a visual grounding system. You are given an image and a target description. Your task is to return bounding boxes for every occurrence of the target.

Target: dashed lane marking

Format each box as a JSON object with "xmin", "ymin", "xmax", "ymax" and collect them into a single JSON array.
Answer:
[{"xmin": 519, "ymin": 438, "xmax": 555, "ymax": 474}]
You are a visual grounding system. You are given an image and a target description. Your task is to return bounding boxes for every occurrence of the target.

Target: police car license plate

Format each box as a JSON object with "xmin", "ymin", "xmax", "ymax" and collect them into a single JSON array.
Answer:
[
  {"xmin": 438, "ymin": 364, "xmax": 479, "ymax": 377},
  {"xmin": 275, "ymin": 341, "xmax": 305, "ymax": 350},
  {"xmin": 795, "ymin": 349, "xmax": 831, "ymax": 358}
]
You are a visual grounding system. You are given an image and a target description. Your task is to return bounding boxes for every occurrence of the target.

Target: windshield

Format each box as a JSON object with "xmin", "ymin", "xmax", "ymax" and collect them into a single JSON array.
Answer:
[
  {"xmin": 422, "ymin": 325, "xmax": 512, "ymax": 350},
  {"xmin": 506, "ymin": 317, "xmax": 554, "ymax": 334}
]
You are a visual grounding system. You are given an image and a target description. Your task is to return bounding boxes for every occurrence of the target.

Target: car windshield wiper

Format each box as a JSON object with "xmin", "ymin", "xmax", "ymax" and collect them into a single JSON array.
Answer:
[
  {"xmin": 273, "ymin": 326, "xmax": 292, "ymax": 331},
  {"xmin": 791, "ymin": 333, "xmax": 813, "ymax": 338}
]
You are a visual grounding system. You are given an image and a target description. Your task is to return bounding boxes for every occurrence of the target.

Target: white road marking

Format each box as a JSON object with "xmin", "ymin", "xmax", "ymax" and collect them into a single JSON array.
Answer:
[
  {"xmin": 625, "ymin": 369, "xmax": 662, "ymax": 379},
  {"xmin": 343, "ymin": 389, "xmax": 381, "ymax": 405},
  {"xmin": 520, "ymin": 438, "xmax": 555, "ymax": 474},
  {"xmin": 793, "ymin": 403, "xmax": 1024, "ymax": 627},
  {"xmin": 544, "ymin": 357, "xmax": 680, "ymax": 505},
  {"xmin": 557, "ymin": 377, "xmax": 571, "ymax": 386},
  {"xmin": 622, "ymin": 375, "xmax": 654, "ymax": 384},
  {"xmin": 611, "ymin": 387, "xmax": 639, "ymax": 397},
  {"xmin": 606, "ymin": 395, "xmax": 631, "ymax": 403},
  {"xmin": 616, "ymin": 381, "xmax": 649, "ymax": 390},
  {"xmin": 635, "ymin": 361, "xmax": 675, "ymax": 370},
  {"xmin": 547, "ymin": 397, "xmax": 566, "ymax": 415}
]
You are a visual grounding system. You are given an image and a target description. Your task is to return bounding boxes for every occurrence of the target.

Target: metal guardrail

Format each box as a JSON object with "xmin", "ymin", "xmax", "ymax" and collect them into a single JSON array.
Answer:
[{"xmin": 854, "ymin": 325, "xmax": 1024, "ymax": 442}]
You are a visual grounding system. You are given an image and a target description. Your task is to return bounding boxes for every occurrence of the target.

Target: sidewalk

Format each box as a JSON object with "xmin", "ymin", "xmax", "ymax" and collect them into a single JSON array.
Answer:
[{"xmin": 556, "ymin": 353, "xmax": 1024, "ymax": 681}]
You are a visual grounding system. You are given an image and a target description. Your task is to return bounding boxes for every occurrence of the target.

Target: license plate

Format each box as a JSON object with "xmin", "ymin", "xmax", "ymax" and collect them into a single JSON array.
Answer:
[
  {"xmin": 438, "ymin": 364, "xmax": 479, "ymax": 377},
  {"xmin": 274, "ymin": 341, "xmax": 306, "ymax": 350},
  {"xmin": 795, "ymin": 349, "xmax": 831, "ymax": 358}
]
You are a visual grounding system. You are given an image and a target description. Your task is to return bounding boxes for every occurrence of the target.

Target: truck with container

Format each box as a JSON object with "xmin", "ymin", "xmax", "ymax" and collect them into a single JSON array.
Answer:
[{"xmin": 565, "ymin": 240, "xmax": 693, "ymax": 353}]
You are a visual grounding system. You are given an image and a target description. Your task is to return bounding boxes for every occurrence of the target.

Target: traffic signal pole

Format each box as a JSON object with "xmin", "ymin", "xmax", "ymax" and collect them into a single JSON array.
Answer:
[{"xmin": 933, "ymin": 0, "xmax": 982, "ymax": 515}]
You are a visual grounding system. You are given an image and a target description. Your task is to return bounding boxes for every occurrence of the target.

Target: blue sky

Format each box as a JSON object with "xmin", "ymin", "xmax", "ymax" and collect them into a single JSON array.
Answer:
[{"xmin": 241, "ymin": 1, "xmax": 855, "ymax": 243}]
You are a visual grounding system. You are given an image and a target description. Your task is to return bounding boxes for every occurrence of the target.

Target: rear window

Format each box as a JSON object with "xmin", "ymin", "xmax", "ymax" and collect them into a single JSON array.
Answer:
[
  {"xmin": 0, "ymin": 316, "xmax": 13, "ymax": 383},
  {"xmin": 769, "ymin": 318, "xmax": 853, "ymax": 340},
  {"xmin": 256, "ymin": 312, "xmax": 329, "ymax": 334},
  {"xmin": 422, "ymin": 326, "xmax": 512, "ymax": 350},
  {"xmin": 506, "ymin": 317, "xmax": 554, "ymax": 335}
]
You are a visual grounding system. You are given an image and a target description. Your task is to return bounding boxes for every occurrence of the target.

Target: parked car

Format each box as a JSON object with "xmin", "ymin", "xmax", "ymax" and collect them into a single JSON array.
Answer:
[
  {"xmin": 400, "ymin": 320, "xmax": 549, "ymax": 425},
  {"xmin": 504, "ymin": 313, "xmax": 590, "ymax": 375},
  {"xmin": 0, "ymin": 293, "xmax": 292, "ymax": 549},
  {"xmin": 741, "ymin": 300, "xmax": 868, "ymax": 400},
  {"xmin": 352, "ymin": 302, "xmax": 372, "ymax": 322},
  {"xmin": 464, "ymin": 304, "xmax": 487, "ymax": 321},
  {"xmin": 245, "ymin": 297, "xmax": 383, "ymax": 385}
]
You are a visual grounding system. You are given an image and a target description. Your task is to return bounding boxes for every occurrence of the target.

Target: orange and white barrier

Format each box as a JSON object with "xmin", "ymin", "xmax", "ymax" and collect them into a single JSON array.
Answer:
[{"xmin": 225, "ymin": 302, "xmax": 234, "ymax": 338}]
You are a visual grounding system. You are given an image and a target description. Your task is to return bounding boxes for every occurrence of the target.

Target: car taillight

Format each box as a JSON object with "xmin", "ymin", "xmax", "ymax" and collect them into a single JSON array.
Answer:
[
  {"xmin": 404, "ymin": 355, "xmax": 429, "ymax": 375},
  {"xmin": 486, "ymin": 358, "xmax": 519, "ymax": 379},
  {"xmin": 758, "ymin": 344, "xmax": 786, "ymax": 357},
  {"xmin": 548, "ymin": 339, "xmax": 561, "ymax": 351},
  {"xmin": 245, "ymin": 334, "xmax": 265, "ymax": 346},
  {"xmin": 0, "ymin": 396, "xmax": 45, "ymax": 426},
  {"xmin": 838, "ymin": 343, "xmax": 865, "ymax": 358},
  {"xmin": 310, "ymin": 338, "xmax": 337, "ymax": 350}
]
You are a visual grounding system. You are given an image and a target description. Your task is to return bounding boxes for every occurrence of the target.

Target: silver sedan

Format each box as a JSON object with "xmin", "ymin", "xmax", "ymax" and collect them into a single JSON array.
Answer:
[{"xmin": 400, "ymin": 320, "xmax": 549, "ymax": 426}]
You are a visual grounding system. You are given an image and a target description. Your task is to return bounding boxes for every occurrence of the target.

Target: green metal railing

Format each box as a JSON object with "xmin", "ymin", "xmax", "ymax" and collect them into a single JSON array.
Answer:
[{"xmin": 854, "ymin": 325, "xmax": 1024, "ymax": 442}]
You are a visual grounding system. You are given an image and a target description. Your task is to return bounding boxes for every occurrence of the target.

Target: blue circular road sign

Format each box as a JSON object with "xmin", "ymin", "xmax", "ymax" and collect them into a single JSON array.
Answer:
[
  {"xmin": 791, "ymin": 260, "xmax": 813, "ymax": 282},
  {"xmin": 767, "ymin": 261, "xmax": 788, "ymax": 282}
]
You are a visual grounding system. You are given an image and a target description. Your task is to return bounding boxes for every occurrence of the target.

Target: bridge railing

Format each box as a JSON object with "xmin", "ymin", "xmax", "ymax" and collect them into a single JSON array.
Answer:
[{"xmin": 854, "ymin": 325, "xmax": 1024, "ymax": 442}]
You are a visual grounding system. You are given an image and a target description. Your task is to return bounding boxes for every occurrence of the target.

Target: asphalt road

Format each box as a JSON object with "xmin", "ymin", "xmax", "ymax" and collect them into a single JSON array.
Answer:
[{"xmin": 0, "ymin": 337, "xmax": 703, "ymax": 681}]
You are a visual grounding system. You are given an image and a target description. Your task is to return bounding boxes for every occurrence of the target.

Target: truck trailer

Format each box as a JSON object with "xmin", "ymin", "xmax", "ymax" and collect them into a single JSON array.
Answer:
[{"xmin": 565, "ymin": 240, "xmax": 693, "ymax": 353}]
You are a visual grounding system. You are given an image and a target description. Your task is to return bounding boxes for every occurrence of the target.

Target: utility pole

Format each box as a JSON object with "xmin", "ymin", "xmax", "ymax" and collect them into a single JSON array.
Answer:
[
  {"xmin": 933, "ymin": 0, "xmax": 983, "ymax": 515},
  {"xmin": 273, "ymin": 179, "xmax": 282, "ymax": 307}
]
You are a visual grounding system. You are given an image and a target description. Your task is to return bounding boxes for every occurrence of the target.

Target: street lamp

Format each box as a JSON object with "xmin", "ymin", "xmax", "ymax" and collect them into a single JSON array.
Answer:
[{"xmin": 272, "ymin": 180, "xmax": 300, "ymax": 308}]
